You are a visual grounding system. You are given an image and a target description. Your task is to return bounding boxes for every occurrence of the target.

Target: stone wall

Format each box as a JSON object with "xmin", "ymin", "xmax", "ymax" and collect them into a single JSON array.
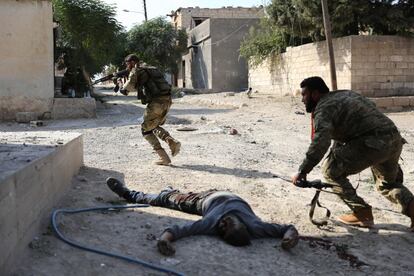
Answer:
[
  {"xmin": 0, "ymin": 0, "xmax": 54, "ymax": 121},
  {"xmin": 249, "ymin": 35, "xmax": 414, "ymax": 98}
]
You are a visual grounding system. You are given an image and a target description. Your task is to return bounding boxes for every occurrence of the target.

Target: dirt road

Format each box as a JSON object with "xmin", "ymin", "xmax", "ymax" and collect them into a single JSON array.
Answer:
[{"xmin": 6, "ymin": 90, "xmax": 414, "ymax": 275}]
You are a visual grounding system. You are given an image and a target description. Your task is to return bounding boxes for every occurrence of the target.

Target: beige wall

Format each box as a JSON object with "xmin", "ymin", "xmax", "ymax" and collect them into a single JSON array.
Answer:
[
  {"xmin": 173, "ymin": 6, "xmax": 263, "ymax": 88},
  {"xmin": 249, "ymin": 35, "xmax": 414, "ymax": 98},
  {"xmin": 350, "ymin": 36, "xmax": 414, "ymax": 97},
  {"xmin": 0, "ymin": 0, "xmax": 54, "ymax": 121},
  {"xmin": 172, "ymin": 6, "xmax": 263, "ymax": 31},
  {"xmin": 249, "ymin": 36, "xmax": 352, "ymax": 96}
]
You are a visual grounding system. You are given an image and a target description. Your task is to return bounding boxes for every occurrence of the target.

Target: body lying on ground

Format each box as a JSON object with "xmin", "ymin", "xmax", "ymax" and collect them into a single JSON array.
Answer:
[{"xmin": 106, "ymin": 177, "xmax": 299, "ymax": 256}]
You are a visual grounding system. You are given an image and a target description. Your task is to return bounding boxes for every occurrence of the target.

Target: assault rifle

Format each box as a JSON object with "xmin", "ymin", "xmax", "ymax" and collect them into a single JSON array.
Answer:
[
  {"xmin": 274, "ymin": 174, "xmax": 335, "ymax": 227},
  {"xmin": 92, "ymin": 69, "xmax": 129, "ymax": 92}
]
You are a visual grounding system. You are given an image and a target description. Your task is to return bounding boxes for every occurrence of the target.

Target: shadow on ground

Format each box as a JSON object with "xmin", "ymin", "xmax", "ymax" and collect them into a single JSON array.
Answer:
[{"xmin": 174, "ymin": 164, "xmax": 277, "ymax": 179}]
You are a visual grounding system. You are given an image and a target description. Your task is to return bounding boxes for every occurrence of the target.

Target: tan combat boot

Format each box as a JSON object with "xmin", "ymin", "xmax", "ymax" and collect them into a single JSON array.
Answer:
[
  {"xmin": 407, "ymin": 200, "xmax": 414, "ymax": 232},
  {"xmin": 166, "ymin": 137, "xmax": 181, "ymax": 157},
  {"xmin": 155, "ymin": 148, "xmax": 171, "ymax": 166},
  {"xmin": 337, "ymin": 207, "xmax": 374, "ymax": 228}
]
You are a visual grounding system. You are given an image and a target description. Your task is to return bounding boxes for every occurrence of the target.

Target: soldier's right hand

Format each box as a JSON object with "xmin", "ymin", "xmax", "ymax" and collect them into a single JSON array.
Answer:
[{"xmin": 292, "ymin": 173, "xmax": 307, "ymax": 187}]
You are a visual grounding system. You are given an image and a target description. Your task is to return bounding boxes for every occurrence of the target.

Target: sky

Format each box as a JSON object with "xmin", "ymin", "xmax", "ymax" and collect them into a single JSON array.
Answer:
[{"xmin": 101, "ymin": 0, "xmax": 269, "ymax": 30}]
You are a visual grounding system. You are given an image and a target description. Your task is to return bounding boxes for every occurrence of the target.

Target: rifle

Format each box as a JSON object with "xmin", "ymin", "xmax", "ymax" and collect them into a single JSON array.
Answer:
[
  {"xmin": 274, "ymin": 174, "xmax": 334, "ymax": 227},
  {"xmin": 92, "ymin": 69, "xmax": 129, "ymax": 92}
]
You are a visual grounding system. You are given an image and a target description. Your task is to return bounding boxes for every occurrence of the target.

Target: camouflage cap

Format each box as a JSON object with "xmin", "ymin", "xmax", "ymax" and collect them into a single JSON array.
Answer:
[{"xmin": 125, "ymin": 54, "xmax": 139, "ymax": 63}]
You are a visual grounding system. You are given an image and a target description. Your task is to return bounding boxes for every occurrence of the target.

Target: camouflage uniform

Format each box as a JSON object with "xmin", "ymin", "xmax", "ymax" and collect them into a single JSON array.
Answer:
[
  {"xmin": 123, "ymin": 65, "xmax": 174, "ymax": 151},
  {"xmin": 299, "ymin": 90, "xmax": 414, "ymax": 215}
]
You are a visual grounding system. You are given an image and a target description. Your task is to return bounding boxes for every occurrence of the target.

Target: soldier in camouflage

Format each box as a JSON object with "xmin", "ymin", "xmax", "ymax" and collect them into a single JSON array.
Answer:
[
  {"xmin": 292, "ymin": 76, "xmax": 414, "ymax": 231},
  {"xmin": 120, "ymin": 54, "xmax": 181, "ymax": 165}
]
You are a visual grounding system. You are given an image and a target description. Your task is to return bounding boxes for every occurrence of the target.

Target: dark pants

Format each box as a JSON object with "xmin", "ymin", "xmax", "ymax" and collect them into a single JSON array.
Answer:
[{"xmin": 125, "ymin": 189, "xmax": 217, "ymax": 215}]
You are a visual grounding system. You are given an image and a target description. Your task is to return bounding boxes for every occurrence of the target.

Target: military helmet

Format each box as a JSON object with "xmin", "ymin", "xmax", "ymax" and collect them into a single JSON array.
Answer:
[{"xmin": 124, "ymin": 54, "xmax": 139, "ymax": 63}]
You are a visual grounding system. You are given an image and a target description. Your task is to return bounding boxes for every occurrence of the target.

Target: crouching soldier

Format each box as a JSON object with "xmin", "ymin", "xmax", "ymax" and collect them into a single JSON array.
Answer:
[{"xmin": 293, "ymin": 76, "xmax": 414, "ymax": 230}]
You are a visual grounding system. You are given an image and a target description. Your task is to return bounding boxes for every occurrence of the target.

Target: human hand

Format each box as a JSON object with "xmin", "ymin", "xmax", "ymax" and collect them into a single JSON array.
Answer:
[
  {"xmin": 281, "ymin": 226, "xmax": 299, "ymax": 250},
  {"xmin": 157, "ymin": 239, "xmax": 175, "ymax": 256},
  {"xmin": 292, "ymin": 173, "xmax": 307, "ymax": 187}
]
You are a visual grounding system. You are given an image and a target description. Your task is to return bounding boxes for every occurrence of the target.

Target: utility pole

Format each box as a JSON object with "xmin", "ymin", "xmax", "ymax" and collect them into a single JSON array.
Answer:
[
  {"xmin": 321, "ymin": 0, "xmax": 337, "ymax": 90},
  {"xmin": 142, "ymin": 0, "xmax": 148, "ymax": 21}
]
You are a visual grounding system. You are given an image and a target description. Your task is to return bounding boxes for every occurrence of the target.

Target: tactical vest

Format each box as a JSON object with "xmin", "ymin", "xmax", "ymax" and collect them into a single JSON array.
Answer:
[{"xmin": 137, "ymin": 66, "xmax": 171, "ymax": 103}]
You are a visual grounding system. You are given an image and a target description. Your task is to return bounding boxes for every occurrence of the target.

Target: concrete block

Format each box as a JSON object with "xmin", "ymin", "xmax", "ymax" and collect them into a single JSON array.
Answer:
[
  {"xmin": 410, "ymin": 97, "xmax": 414, "ymax": 106},
  {"xmin": 0, "ymin": 177, "xmax": 17, "ymax": 271},
  {"xmin": 0, "ymin": 131, "xmax": 83, "ymax": 275},
  {"xmin": 390, "ymin": 55, "xmax": 403, "ymax": 62},
  {"xmin": 386, "ymin": 106, "xmax": 403, "ymax": 112},
  {"xmin": 393, "ymin": 97, "xmax": 410, "ymax": 107},
  {"xmin": 374, "ymin": 89, "xmax": 391, "ymax": 97},
  {"xmin": 52, "ymin": 98, "xmax": 96, "ymax": 120},
  {"xmin": 397, "ymin": 62, "xmax": 408, "ymax": 69},
  {"xmin": 373, "ymin": 97, "xmax": 393, "ymax": 107},
  {"xmin": 15, "ymin": 112, "xmax": 37, "ymax": 123},
  {"xmin": 51, "ymin": 134, "xmax": 83, "ymax": 197},
  {"xmin": 16, "ymin": 157, "xmax": 52, "ymax": 239}
]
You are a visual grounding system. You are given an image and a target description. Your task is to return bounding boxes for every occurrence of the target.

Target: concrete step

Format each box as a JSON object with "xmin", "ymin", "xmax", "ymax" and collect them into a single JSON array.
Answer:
[
  {"xmin": 52, "ymin": 98, "xmax": 96, "ymax": 119},
  {"xmin": 0, "ymin": 131, "xmax": 83, "ymax": 275},
  {"xmin": 370, "ymin": 96, "xmax": 414, "ymax": 112}
]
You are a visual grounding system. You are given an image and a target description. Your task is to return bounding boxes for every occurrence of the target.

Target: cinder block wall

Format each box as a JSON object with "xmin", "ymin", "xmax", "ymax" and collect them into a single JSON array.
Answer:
[
  {"xmin": 351, "ymin": 36, "xmax": 414, "ymax": 97},
  {"xmin": 249, "ymin": 36, "xmax": 352, "ymax": 96},
  {"xmin": 249, "ymin": 35, "xmax": 414, "ymax": 97}
]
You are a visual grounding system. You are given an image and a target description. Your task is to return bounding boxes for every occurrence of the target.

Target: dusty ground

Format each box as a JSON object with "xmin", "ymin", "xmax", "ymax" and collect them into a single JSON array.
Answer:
[{"xmin": 3, "ymin": 89, "xmax": 414, "ymax": 276}]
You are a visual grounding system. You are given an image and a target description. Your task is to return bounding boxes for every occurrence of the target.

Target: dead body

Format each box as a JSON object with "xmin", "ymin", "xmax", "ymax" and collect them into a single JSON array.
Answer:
[{"xmin": 106, "ymin": 177, "xmax": 299, "ymax": 255}]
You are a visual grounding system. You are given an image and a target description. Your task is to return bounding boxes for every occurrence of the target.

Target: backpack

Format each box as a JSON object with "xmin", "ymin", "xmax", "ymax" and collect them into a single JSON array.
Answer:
[{"xmin": 137, "ymin": 67, "xmax": 171, "ymax": 103}]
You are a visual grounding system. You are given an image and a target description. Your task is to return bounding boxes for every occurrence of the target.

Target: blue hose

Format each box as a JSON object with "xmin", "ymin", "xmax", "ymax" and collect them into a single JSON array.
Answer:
[{"xmin": 51, "ymin": 204, "xmax": 184, "ymax": 276}]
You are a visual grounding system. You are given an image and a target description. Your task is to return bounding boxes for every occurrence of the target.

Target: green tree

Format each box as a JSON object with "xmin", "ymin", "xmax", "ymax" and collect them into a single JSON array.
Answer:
[
  {"xmin": 241, "ymin": 0, "xmax": 414, "ymax": 65},
  {"xmin": 126, "ymin": 17, "xmax": 187, "ymax": 74},
  {"xmin": 53, "ymin": 0, "xmax": 125, "ymax": 75}
]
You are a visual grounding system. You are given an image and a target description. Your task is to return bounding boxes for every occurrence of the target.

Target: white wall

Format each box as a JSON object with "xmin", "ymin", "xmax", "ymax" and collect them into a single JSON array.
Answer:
[{"xmin": 0, "ymin": 0, "xmax": 54, "ymax": 121}]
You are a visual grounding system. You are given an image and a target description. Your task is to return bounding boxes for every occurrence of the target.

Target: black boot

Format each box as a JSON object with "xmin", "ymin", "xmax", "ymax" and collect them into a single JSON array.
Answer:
[{"xmin": 106, "ymin": 177, "xmax": 130, "ymax": 198}]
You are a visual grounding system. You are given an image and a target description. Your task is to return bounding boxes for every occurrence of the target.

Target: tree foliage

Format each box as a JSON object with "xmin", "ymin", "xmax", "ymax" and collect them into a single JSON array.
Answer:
[
  {"xmin": 240, "ymin": 0, "xmax": 414, "ymax": 65},
  {"xmin": 126, "ymin": 17, "xmax": 187, "ymax": 74},
  {"xmin": 53, "ymin": 0, "xmax": 125, "ymax": 75}
]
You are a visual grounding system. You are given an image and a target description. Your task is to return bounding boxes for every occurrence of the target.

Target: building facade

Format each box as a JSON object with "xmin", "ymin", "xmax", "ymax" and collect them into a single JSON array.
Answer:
[
  {"xmin": 0, "ymin": 0, "xmax": 54, "ymax": 121},
  {"xmin": 170, "ymin": 6, "xmax": 264, "ymax": 92}
]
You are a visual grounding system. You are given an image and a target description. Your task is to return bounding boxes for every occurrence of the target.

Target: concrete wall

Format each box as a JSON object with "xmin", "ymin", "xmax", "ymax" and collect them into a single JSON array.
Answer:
[
  {"xmin": 181, "ymin": 18, "xmax": 259, "ymax": 92},
  {"xmin": 211, "ymin": 18, "xmax": 259, "ymax": 91},
  {"xmin": 188, "ymin": 20, "xmax": 212, "ymax": 89},
  {"xmin": 0, "ymin": 132, "xmax": 83, "ymax": 275},
  {"xmin": 350, "ymin": 36, "xmax": 414, "ymax": 97},
  {"xmin": 249, "ymin": 35, "xmax": 414, "ymax": 97},
  {"xmin": 0, "ymin": 0, "xmax": 54, "ymax": 121},
  {"xmin": 172, "ymin": 6, "xmax": 264, "ymax": 31},
  {"xmin": 249, "ymin": 36, "xmax": 352, "ymax": 96}
]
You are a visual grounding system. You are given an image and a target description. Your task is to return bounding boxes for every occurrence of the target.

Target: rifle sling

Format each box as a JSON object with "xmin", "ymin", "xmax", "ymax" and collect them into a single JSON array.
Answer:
[{"xmin": 309, "ymin": 190, "xmax": 331, "ymax": 227}]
